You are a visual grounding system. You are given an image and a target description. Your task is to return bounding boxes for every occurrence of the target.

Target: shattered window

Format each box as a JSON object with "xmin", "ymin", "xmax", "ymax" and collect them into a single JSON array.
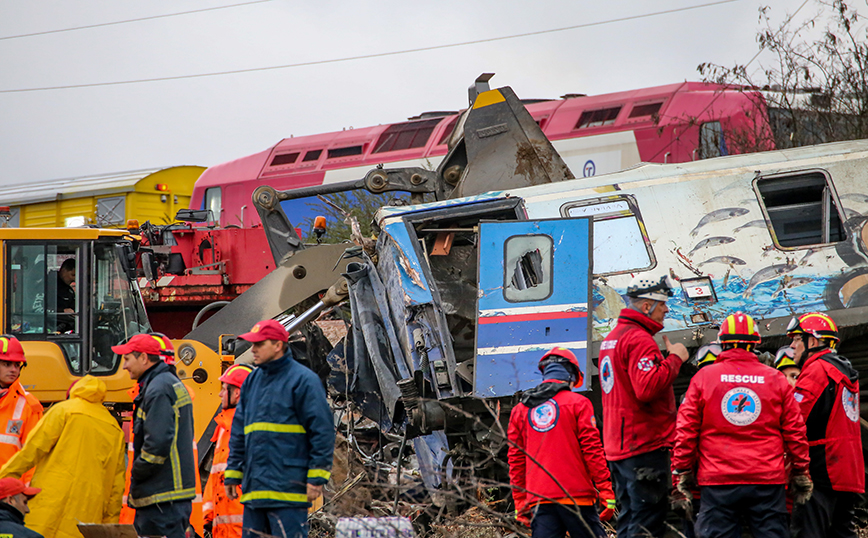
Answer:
[
  {"xmin": 504, "ymin": 235, "xmax": 553, "ymax": 302},
  {"xmin": 565, "ymin": 198, "xmax": 654, "ymax": 275},
  {"xmin": 757, "ymin": 171, "xmax": 846, "ymax": 247}
]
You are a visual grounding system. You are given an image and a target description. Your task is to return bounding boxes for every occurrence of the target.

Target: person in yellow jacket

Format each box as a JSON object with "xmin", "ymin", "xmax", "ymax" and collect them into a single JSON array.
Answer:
[
  {"xmin": 203, "ymin": 364, "xmax": 252, "ymax": 538},
  {"xmin": 0, "ymin": 336, "xmax": 43, "ymax": 482},
  {"xmin": 0, "ymin": 376, "xmax": 125, "ymax": 538}
]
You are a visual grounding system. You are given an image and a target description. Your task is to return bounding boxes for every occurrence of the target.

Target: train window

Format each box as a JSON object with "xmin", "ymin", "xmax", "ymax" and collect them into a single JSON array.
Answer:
[
  {"xmin": 575, "ymin": 106, "xmax": 622, "ymax": 129},
  {"xmin": 629, "ymin": 102, "xmax": 663, "ymax": 118},
  {"xmin": 503, "ymin": 235, "xmax": 553, "ymax": 302},
  {"xmin": 699, "ymin": 121, "xmax": 728, "ymax": 159},
  {"xmin": 302, "ymin": 149, "xmax": 322, "ymax": 162},
  {"xmin": 96, "ymin": 196, "xmax": 125, "ymax": 227},
  {"xmin": 563, "ymin": 197, "xmax": 655, "ymax": 275},
  {"xmin": 204, "ymin": 187, "xmax": 221, "ymax": 222},
  {"xmin": 373, "ymin": 119, "xmax": 441, "ymax": 153},
  {"xmin": 756, "ymin": 171, "xmax": 846, "ymax": 247},
  {"xmin": 269, "ymin": 152, "xmax": 299, "ymax": 166},
  {"xmin": 437, "ymin": 116, "xmax": 459, "ymax": 145},
  {"xmin": 327, "ymin": 146, "xmax": 363, "ymax": 159}
]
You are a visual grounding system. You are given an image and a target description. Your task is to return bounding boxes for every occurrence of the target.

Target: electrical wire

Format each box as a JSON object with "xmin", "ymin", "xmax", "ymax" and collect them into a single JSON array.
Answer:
[
  {"xmin": 1, "ymin": 0, "xmax": 739, "ymax": 94},
  {"xmin": 0, "ymin": 0, "xmax": 275, "ymax": 41}
]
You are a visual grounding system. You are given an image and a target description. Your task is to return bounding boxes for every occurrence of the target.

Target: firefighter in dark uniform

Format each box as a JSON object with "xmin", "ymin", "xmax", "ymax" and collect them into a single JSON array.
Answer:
[{"xmin": 788, "ymin": 312, "xmax": 865, "ymax": 538}]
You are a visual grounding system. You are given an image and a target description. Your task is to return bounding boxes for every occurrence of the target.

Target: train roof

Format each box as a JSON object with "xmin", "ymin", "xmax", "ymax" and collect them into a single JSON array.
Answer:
[{"xmin": 0, "ymin": 165, "xmax": 205, "ymax": 206}]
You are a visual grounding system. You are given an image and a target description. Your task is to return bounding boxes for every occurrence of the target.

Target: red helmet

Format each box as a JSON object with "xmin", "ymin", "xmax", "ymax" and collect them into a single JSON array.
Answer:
[
  {"xmin": 786, "ymin": 312, "xmax": 839, "ymax": 343},
  {"xmin": 539, "ymin": 347, "xmax": 584, "ymax": 386},
  {"xmin": 0, "ymin": 335, "xmax": 26, "ymax": 364},
  {"xmin": 718, "ymin": 312, "xmax": 761, "ymax": 345},
  {"xmin": 219, "ymin": 364, "xmax": 253, "ymax": 389}
]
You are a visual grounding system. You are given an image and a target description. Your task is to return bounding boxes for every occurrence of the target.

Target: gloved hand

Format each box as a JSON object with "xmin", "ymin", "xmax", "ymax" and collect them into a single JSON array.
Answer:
[
  {"xmin": 789, "ymin": 472, "xmax": 813, "ymax": 505},
  {"xmin": 671, "ymin": 469, "xmax": 695, "ymax": 521},
  {"xmin": 599, "ymin": 496, "xmax": 617, "ymax": 523}
]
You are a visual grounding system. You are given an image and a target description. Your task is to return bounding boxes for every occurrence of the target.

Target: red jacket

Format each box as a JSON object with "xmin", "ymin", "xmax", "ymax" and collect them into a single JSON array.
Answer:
[
  {"xmin": 508, "ymin": 382, "xmax": 613, "ymax": 511},
  {"xmin": 793, "ymin": 349, "xmax": 865, "ymax": 493},
  {"xmin": 599, "ymin": 308, "xmax": 682, "ymax": 461},
  {"xmin": 672, "ymin": 348, "xmax": 810, "ymax": 485}
]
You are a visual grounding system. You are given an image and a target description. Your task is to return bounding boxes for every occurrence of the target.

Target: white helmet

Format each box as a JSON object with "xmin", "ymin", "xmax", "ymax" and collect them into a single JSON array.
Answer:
[{"xmin": 625, "ymin": 275, "xmax": 677, "ymax": 302}]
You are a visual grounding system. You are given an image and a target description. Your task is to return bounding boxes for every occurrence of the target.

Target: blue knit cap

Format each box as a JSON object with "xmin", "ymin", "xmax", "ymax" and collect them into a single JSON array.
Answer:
[{"xmin": 542, "ymin": 361, "xmax": 575, "ymax": 383}]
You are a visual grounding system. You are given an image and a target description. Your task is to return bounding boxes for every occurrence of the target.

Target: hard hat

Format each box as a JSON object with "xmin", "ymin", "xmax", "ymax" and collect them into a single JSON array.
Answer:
[
  {"xmin": 718, "ymin": 312, "xmax": 761, "ymax": 345},
  {"xmin": 694, "ymin": 342, "xmax": 722, "ymax": 369},
  {"xmin": 774, "ymin": 346, "xmax": 798, "ymax": 371},
  {"xmin": 625, "ymin": 275, "xmax": 676, "ymax": 302},
  {"xmin": 786, "ymin": 312, "xmax": 839, "ymax": 344},
  {"xmin": 219, "ymin": 364, "xmax": 253, "ymax": 389},
  {"xmin": 0, "ymin": 335, "xmax": 26, "ymax": 363},
  {"xmin": 538, "ymin": 347, "xmax": 584, "ymax": 386},
  {"xmin": 238, "ymin": 319, "xmax": 289, "ymax": 343}
]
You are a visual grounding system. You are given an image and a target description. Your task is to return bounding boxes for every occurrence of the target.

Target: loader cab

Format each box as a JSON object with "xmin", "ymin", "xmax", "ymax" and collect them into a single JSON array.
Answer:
[{"xmin": 0, "ymin": 228, "xmax": 151, "ymax": 402}]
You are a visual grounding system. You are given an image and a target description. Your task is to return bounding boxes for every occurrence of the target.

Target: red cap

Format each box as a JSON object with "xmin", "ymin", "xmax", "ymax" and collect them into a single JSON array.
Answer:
[
  {"xmin": 0, "ymin": 336, "xmax": 26, "ymax": 363},
  {"xmin": 219, "ymin": 364, "xmax": 253, "ymax": 389},
  {"xmin": 238, "ymin": 320, "xmax": 288, "ymax": 343},
  {"xmin": 112, "ymin": 333, "xmax": 175, "ymax": 357},
  {"xmin": 0, "ymin": 478, "xmax": 40, "ymax": 499}
]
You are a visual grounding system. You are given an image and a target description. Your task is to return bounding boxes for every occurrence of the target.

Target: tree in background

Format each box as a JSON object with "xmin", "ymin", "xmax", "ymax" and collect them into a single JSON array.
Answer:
[
  {"xmin": 298, "ymin": 191, "xmax": 411, "ymax": 244},
  {"xmin": 698, "ymin": 0, "xmax": 868, "ymax": 151}
]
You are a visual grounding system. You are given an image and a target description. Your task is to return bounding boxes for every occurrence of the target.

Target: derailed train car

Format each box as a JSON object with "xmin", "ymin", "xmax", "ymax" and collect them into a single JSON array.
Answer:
[{"xmin": 249, "ymin": 83, "xmax": 868, "ymax": 497}]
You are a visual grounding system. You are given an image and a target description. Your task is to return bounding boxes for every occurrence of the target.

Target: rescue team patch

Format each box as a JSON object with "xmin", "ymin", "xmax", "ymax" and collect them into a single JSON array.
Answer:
[
  {"xmin": 5, "ymin": 420, "xmax": 22, "ymax": 436},
  {"xmin": 794, "ymin": 392, "xmax": 805, "ymax": 402},
  {"xmin": 600, "ymin": 356, "xmax": 614, "ymax": 394},
  {"xmin": 842, "ymin": 387, "xmax": 859, "ymax": 422},
  {"xmin": 529, "ymin": 399, "xmax": 559, "ymax": 432},
  {"xmin": 637, "ymin": 358, "xmax": 654, "ymax": 372},
  {"xmin": 721, "ymin": 387, "xmax": 762, "ymax": 426}
]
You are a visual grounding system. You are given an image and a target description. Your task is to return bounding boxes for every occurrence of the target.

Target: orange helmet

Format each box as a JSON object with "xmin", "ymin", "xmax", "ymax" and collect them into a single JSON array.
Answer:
[
  {"xmin": 219, "ymin": 364, "xmax": 253, "ymax": 389},
  {"xmin": 718, "ymin": 312, "xmax": 761, "ymax": 345},
  {"xmin": 539, "ymin": 347, "xmax": 584, "ymax": 386},
  {"xmin": 0, "ymin": 335, "xmax": 26, "ymax": 364},
  {"xmin": 786, "ymin": 313, "xmax": 839, "ymax": 344}
]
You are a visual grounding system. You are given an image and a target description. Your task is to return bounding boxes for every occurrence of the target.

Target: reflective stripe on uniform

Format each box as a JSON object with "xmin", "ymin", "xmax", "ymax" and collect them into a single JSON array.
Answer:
[
  {"xmin": 307, "ymin": 469, "xmax": 331, "ymax": 480},
  {"xmin": 202, "ymin": 502, "xmax": 214, "ymax": 512},
  {"xmin": 0, "ymin": 435, "xmax": 21, "ymax": 448},
  {"xmin": 11, "ymin": 395, "xmax": 26, "ymax": 420},
  {"xmin": 141, "ymin": 450, "xmax": 166, "ymax": 465},
  {"xmin": 129, "ymin": 487, "xmax": 197, "ymax": 508},
  {"xmin": 239, "ymin": 490, "xmax": 308, "ymax": 503},
  {"xmin": 193, "ymin": 494, "xmax": 203, "ymax": 503},
  {"xmin": 243, "ymin": 423, "xmax": 306, "ymax": 435},
  {"xmin": 210, "ymin": 462, "xmax": 227, "ymax": 474},
  {"xmin": 224, "ymin": 470, "xmax": 243, "ymax": 480},
  {"xmin": 214, "ymin": 514, "xmax": 244, "ymax": 525}
]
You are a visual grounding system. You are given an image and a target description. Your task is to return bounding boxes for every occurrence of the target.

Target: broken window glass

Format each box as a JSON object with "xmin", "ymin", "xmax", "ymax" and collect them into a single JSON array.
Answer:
[
  {"xmin": 757, "ymin": 171, "xmax": 846, "ymax": 247},
  {"xmin": 504, "ymin": 235, "xmax": 552, "ymax": 302}
]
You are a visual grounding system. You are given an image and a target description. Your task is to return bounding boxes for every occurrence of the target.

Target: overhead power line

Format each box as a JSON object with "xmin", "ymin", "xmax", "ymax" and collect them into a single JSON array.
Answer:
[
  {"xmin": 1, "ymin": 0, "xmax": 739, "ymax": 94},
  {"xmin": 0, "ymin": 0, "xmax": 275, "ymax": 41}
]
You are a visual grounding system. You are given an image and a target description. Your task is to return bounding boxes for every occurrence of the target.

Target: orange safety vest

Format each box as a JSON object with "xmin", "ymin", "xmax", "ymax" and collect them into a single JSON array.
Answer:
[
  {"xmin": 203, "ymin": 408, "xmax": 243, "ymax": 538},
  {"xmin": 119, "ymin": 385, "xmax": 204, "ymax": 535},
  {"xmin": 0, "ymin": 379, "xmax": 43, "ymax": 483}
]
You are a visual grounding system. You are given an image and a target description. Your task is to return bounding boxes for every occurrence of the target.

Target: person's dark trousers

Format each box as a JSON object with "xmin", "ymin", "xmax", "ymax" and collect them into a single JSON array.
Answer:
[
  {"xmin": 791, "ymin": 486, "xmax": 859, "ymax": 538},
  {"xmin": 682, "ymin": 496, "xmax": 700, "ymax": 538},
  {"xmin": 530, "ymin": 503, "xmax": 606, "ymax": 538},
  {"xmin": 242, "ymin": 505, "xmax": 309, "ymax": 538},
  {"xmin": 696, "ymin": 484, "xmax": 788, "ymax": 538},
  {"xmin": 134, "ymin": 501, "xmax": 192, "ymax": 538},
  {"xmin": 608, "ymin": 448, "xmax": 670, "ymax": 538}
]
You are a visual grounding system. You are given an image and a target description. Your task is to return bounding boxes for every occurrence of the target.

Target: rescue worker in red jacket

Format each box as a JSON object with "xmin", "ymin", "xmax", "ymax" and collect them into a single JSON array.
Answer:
[
  {"xmin": 599, "ymin": 275, "xmax": 688, "ymax": 537},
  {"xmin": 508, "ymin": 348, "xmax": 615, "ymax": 538},
  {"xmin": 672, "ymin": 312, "xmax": 812, "ymax": 538},
  {"xmin": 787, "ymin": 313, "xmax": 864, "ymax": 538},
  {"xmin": 203, "ymin": 364, "xmax": 253, "ymax": 538}
]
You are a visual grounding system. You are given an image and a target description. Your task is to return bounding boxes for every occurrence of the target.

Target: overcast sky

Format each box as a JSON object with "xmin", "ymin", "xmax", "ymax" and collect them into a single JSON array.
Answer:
[{"xmin": 0, "ymin": 0, "xmax": 826, "ymax": 186}]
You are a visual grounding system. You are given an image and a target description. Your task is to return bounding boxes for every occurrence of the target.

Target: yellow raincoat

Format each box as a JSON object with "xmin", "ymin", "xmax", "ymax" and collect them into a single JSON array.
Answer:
[{"xmin": 0, "ymin": 376, "xmax": 126, "ymax": 538}]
